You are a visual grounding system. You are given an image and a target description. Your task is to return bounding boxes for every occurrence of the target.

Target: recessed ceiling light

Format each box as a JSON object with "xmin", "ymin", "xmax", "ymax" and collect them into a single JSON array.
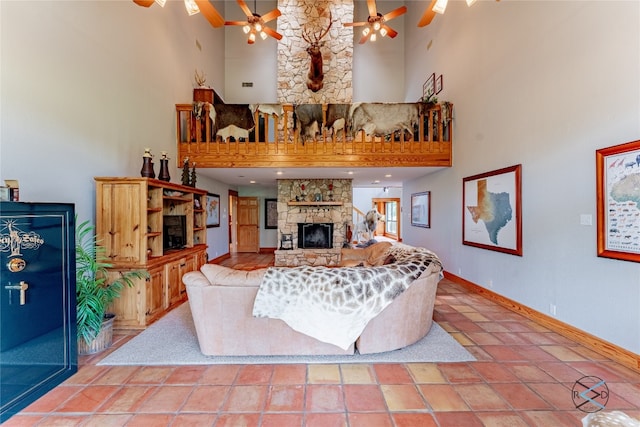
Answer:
[
  {"xmin": 385, "ymin": 174, "xmax": 392, "ymax": 178},
  {"xmin": 347, "ymin": 171, "xmax": 354, "ymax": 175},
  {"xmin": 250, "ymin": 180, "xmax": 256, "ymax": 184},
  {"xmin": 373, "ymin": 180, "xmax": 380, "ymax": 184},
  {"xmin": 276, "ymin": 171, "xmax": 283, "ymax": 175}
]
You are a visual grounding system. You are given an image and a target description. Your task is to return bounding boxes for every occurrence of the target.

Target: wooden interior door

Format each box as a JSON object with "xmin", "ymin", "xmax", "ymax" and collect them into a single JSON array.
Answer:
[
  {"xmin": 236, "ymin": 197, "xmax": 259, "ymax": 253},
  {"xmin": 229, "ymin": 190, "xmax": 238, "ymax": 253}
]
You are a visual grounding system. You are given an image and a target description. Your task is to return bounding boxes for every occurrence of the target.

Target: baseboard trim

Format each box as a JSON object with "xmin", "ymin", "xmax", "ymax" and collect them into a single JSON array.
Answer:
[
  {"xmin": 444, "ymin": 271, "xmax": 640, "ymax": 373},
  {"xmin": 208, "ymin": 253, "xmax": 230, "ymax": 264},
  {"xmin": 260, "ymin": 247, "xmax": 276, "ymax": 254}
]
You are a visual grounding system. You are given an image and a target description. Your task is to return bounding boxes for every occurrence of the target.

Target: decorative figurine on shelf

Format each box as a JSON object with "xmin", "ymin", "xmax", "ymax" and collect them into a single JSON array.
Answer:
[
  {"xmin": 140, "ymin": 148, "xmax": 155, "ymax": 178},
  {"xmin": 158, "ymin": 151, "xmax": 170, "ymax": 182},
  {"xmin": 189, "ymin": 162, "xmax": 198, "ymax": 188},
  {"xmin": 181, "ymin": 157, "xmax": 190, "ymax": 186},
  {"xmin": 328, "ymin": 182, "xmax": 334, "ymax": 201},
  {"xmin": 344, "ymin": 224, "xmax": 353, "ymax": 248},
  {"xmin": 190, "ymin": 162, "xmax": 197, "ymax": 188}
]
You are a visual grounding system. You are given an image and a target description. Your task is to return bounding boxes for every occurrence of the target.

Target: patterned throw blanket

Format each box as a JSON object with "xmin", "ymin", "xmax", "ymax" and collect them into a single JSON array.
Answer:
[{"xmin": 252, "ymin": 249, "xmax": 442, "ymax": 350}]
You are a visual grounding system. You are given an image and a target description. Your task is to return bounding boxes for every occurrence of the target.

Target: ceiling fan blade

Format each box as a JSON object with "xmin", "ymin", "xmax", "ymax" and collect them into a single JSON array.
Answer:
[
  {"xmin": 133, "ymin": 0, "xmax": 154, "ymax": 7},
  {"xmin": 343, "ymin": 21, "xmax": 367, "ymax": 27},
  {"xmin": 261, "ymin": 8, "xmax": 281, "ymax": 24},
  {"xmin": 194, "ymin": 0, "xmax": 225, "ymax": 28},
  {"xmin": 366, "ymin": 0, "xmax": 377, "ymax": 18},
  {"xmin": 382, "ymin": 24, "xmax": 398, "ymax": 39},
  {"xmin": 383, "ymin": 6, "xmax": 407, "ymax": 22},
  {"xmin": 236, "ymin": 0, "xmax": 253, "ymax": 18},
  {"xmin": 225, "ymin": 20, "xmax": 249, "ymax": 26},
  {"xmin": 263, "ymin": 26, "xmax": 283, "ymax": 41},
  {"xmin": 418, "ymin": 0, "xmax": 437, "ymax": 27},
  {"xmin": 359, "ymin": 31, "xmax": 371, "ymax": 45}
]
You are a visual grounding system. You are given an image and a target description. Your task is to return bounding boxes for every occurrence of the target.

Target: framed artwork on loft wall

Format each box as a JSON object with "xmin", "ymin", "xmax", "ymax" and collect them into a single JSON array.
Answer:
[
  {"xmin": 462, "ymin": 164, "xmax": 522, "ymax": 256},
  {"xmin": 411, "ymin": 191, "xmax": 431, "ymax": 228},
  {"xmin": 265, "ymin": 198, "xmax": 278, "ymax": 229},
  {"xmin": 206, "ymin": 193, "xmax": 220, "ymax": 228},
  {"xmin": 423, "ymin": 73, "xmax": 435, "ymax": 100},
  {"xmin": 596, "ymin": 139, "xmax": 640, "ymax": 263}
]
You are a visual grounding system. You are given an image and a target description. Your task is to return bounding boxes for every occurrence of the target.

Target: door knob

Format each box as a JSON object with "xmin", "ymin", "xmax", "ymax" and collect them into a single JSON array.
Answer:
[{"xmin": 5, "ymin": 281, "xmax": 29, "ymax": 305}]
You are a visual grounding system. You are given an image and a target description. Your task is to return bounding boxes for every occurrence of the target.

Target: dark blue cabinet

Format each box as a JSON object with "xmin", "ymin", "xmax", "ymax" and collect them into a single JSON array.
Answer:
[{"xmin": 0, "ymin": 202, "xmax": 77, "ymax": 422}]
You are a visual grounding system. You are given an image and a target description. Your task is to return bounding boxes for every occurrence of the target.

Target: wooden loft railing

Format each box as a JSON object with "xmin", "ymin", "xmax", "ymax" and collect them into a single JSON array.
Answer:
[{"xmin": 175, "ymin": 103, "xmax": 452, "ymax": 169}]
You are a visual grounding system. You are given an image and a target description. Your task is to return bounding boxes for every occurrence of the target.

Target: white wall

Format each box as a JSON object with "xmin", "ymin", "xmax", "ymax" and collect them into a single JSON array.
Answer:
[
  {"xmin": 224, "ymin": 1, "xmax": 279, "ymax": 103},
  {"xmin": 402, "ymin": 1, "xmax": 640, "ymax": 354},
  {"xmin": 222, "ymin": 0, "xmax": 406, "ymax": 103},
  {"xmin": 352, "ymin": 0, "xmax": 406, "ymax": 102},
  {"xmin": 0, "ymin": 0, "xmax": 230, "ymax": 261}
]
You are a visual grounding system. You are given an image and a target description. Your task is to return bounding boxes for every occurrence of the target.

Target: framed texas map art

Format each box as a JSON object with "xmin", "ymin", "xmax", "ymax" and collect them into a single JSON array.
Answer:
[
  {"xmin": 463, "ymin": 164, "xmax": 522, "ymax": 256},
  {"xmin": 596, "ymin": 139, "xmax": 640, "ymax": 263}
]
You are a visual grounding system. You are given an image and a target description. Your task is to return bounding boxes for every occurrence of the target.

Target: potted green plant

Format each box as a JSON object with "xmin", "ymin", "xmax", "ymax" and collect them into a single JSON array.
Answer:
[{"xmin": 75, "ymin": 219, "xmax": 148, "ymax": 355}]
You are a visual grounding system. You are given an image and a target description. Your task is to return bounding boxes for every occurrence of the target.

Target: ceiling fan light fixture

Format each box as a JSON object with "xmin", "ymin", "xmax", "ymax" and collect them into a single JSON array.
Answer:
[
  {"xmin": 154, "ymin": 0, "xmax": 166, "ymax": 7},
  {"xmin": 362, "ymin": 27, "xmax": 370, "ymax": 36},
  {"xmin": 380, "ymin": 27, "xmax": 388, "ymax": 37},
  {"xmin": 370, "ymin": 33, "xmax": 377, "ymax": 42},
  {"xmin": 242, "ymin": 24, "xmax": 251, "ymax": 34},
  {"xmin": 466, "ymin": 0, "xmax": 477, "ymax": 5},
  {"xmin": 183, "ymin": 0, "xmax": 199, "ymax": 16},
  {"xmin": 254, "ymin": 22, "xmax": 262, "ymax": 32},
  {"xmin": 432, "ymin": 0, "xmax": 448, "ymax": 14},
  {"xmin": 248, "ymin": 32, "xmax": 256, "ymax": 43},
  {"xmin": 260, "ymin": 31, "xmax": 268, "ymax": 40},
  {"xmin": 373, "ymin": 21, "xmax": 381, "ymax": 31}
]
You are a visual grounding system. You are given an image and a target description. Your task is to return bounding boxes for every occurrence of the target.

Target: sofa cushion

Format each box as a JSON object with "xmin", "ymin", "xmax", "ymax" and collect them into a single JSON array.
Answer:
[{"xmin": 200, "ymin": 264, "xmax": 266, "ymax": 287}]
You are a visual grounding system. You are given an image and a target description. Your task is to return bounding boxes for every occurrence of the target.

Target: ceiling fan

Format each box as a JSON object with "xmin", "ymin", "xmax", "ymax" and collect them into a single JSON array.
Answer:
[
  {"xmin": 133, "ymin": 0, "xmax": 224, "ymax": 28},
  {"xmin": 225, "ymin": 0, "xmax": 283, "ymax": 44},
  {"xmin": 343, "ymin": 0, "xmax": 407, "ymax": 44},
  {"xmin": 418, "ymin": 0, "xmax": 499, "ymax": 28}
]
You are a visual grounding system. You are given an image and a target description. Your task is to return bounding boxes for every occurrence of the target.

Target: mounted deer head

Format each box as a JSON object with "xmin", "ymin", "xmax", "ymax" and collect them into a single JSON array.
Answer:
[{"xmin": 301, "ymin": 11, "xmax": 332, "ymax": 92}]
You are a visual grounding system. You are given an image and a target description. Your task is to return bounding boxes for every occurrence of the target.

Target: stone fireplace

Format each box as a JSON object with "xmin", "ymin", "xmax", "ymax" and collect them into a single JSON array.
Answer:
[{"xmin": 275, "ymin": 178, "xmax": 352, "ymax": 266}]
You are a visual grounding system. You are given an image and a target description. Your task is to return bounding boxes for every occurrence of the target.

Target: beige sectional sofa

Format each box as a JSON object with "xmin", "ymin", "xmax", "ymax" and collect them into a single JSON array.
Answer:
[{"xmin": 182, "ymin": 243, "xmax": 442, "ymax": 356}]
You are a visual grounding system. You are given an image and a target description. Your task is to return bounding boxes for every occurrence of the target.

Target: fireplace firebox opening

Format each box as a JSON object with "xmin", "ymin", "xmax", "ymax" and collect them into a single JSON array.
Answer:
[{"xmin": 298, "ymin": 223, "xmax": 333, "ymax": 249}]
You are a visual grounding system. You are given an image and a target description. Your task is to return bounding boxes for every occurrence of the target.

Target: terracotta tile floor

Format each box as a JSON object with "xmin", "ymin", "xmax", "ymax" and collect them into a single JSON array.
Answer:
[{"xmin": 5, "ymin": 253, "xmax": 640, "ymax": 426}]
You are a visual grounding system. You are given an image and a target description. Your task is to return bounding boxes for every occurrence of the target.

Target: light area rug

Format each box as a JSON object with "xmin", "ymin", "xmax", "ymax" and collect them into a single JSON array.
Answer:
[{"xmin": 98, "ymin": 302, "xmax": 475, "ymax": 366}]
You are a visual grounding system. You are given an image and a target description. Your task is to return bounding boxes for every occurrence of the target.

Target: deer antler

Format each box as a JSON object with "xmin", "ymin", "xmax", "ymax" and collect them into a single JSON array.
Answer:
[
  {"xmin": 194, "ymin": 69, "xmax": 207, "ymax": 87},
  {"xmin": 315, "ymin": 11, "xmax": 332, "ymax": 42},
  {"xmin": 302, "ymin": 11, "xmax": 332, "ymax": 45}
]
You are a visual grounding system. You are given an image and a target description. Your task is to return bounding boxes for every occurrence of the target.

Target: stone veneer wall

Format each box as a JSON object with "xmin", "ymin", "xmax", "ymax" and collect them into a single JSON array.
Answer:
[
  {"xmin": 277, "ymin": 0, "xmax": 353, "ymax": 103},
  {"xmin": 275, "ymin": 179, "xmax": 352, "ymax": 266}
]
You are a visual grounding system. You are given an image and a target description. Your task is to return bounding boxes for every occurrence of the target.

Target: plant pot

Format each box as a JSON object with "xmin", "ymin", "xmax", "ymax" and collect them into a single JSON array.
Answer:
[{"xmin": 78, "ymin": 314, "xmax": 115, "ymax": 355}]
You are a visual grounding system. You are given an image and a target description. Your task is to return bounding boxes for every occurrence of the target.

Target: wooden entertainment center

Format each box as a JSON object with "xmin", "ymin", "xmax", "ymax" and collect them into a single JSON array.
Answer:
[{"xmin": 95, "ymin": 177, "xmax": 208, "ymax": 329}]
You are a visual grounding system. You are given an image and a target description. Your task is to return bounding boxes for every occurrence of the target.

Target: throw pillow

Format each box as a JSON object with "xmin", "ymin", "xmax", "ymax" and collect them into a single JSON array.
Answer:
[{"xmin": 382, "ymin": 254, "xmax": 396, "ymax": 265}]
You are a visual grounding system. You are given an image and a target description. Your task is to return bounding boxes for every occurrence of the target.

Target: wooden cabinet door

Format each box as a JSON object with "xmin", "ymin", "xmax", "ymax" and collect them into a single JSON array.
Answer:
[
  {"xmin": 97, "ymin": 183, "xmax": 146, "ymax": 264},
  {"xmin": 145, "ymin": 267, "xmax": 164, "ymax": 323},
  {"xmin": 107, "ymin": 273, "xmax": 143, "ymax": 328},
  {"xmin": 165, "ymin": 258, "xmax": 187, "ymax": 308},
  {"xmin": 237, "ymin": 197, "xmax": 259, "ymax": 253}
]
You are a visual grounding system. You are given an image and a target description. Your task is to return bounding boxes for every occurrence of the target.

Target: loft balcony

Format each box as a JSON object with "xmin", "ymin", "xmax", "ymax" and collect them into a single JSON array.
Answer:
[{"xmin": 175, "ymin": 103, "xmax": 453, "ymax": 169}]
